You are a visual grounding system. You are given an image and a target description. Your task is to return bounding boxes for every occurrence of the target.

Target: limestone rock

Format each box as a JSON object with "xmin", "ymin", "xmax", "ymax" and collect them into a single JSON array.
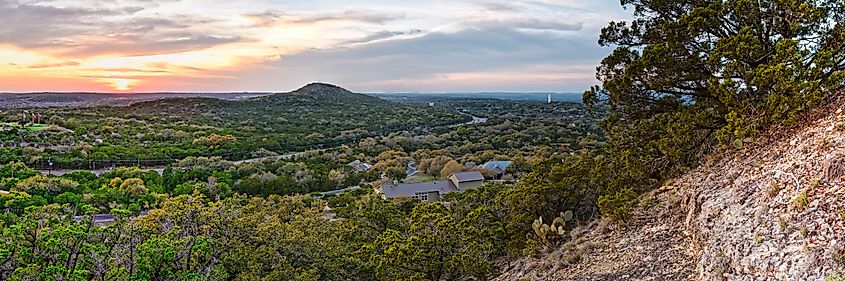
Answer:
[
  {"xmin": 497, "ymin": 96, "xmax": 845, "ymax": 280},
  {"xmin": 822, "ymin": 153, "xmax": 845, "ymax": 182}
]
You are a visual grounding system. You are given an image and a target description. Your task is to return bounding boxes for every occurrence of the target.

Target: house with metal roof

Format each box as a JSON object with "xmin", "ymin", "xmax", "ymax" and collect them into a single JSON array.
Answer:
[
  {"xmin": 482, "ymin": 161, "xmax": 512, "ymax": 179},
  {"xmin": 379, "ymin": 180, "xmax": 458, "ymax": 202},
  {"xmin": 378, "ymin": 171, "xmax": 485, "ymax": 202}
]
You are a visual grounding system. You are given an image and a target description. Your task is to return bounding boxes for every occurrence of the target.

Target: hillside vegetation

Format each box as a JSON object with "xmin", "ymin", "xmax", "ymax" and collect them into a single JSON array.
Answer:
[
  {"xmin": 0, "ymin": 0, "xmax": 843, "ymax": 278},
  {"xmin": 499, "ymin": 92, "xmax": 845, "ymax": 280},
  {"xmin": 0, "ymin": 85, "xmax": 604, "ymax": 280},
  {"xmin": 496, "ymin": 0, "xmax": 845, "ymax": 278},
  {"xmin": 0, "ymin": 83, "xmax": 467, "ymax": 167}
]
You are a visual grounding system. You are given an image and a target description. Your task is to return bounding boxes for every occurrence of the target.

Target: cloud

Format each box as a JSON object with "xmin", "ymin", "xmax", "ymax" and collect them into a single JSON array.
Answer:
[
  {"xmin": 27, "ymin": 61, "xmax": 81, "ymax": 68},
  {"xmin": 0, "ymin": 1, "xmax": 238, "ymax": 57},
  {"xmin": 242, "ymin": 9, "xmax": 403, "ymax": 28},
  {"xmin": 0, "ymin": 0, "xmax": 633, "ymax": 92},
  {"xmin": 478, "ymin": 19, "xmax": 583, "ymax": 32},
  {"xmin": 344, "ymin": 29, "xmax": 424, "ymax": 45},
  {"xmin": 60, "ymin": 35, "xmax": 247, "ymax": 57},
  {"xmin": 216, "ymin": 25, "xmax": 609, "ymax": 92},
  {"xmin": 0, "ymin": 1, "xmax": 142, "ymax": 48},
  {"xmin": 481, "ymin": 2, "xmax": 524, "ymax": 12}
]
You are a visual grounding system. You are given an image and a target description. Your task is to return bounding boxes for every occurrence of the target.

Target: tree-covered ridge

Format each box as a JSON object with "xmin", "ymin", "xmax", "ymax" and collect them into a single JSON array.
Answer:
[
  {"xmin": 2, "ymin": 0, "xmax": 841, "ymax": 277},
  {"xmin": 0, "ymin": 83, "xmax": 469, "ymax": 168},
  {"xmin": 0, "ymin": 92, "xmax": 602, "ymax": 279}
]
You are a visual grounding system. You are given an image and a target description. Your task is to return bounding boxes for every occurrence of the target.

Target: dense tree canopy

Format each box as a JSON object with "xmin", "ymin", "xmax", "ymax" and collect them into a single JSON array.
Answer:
[
  {"xmin": 587, "ymin": 0, "xmax": 845, "ymax": 181},
  {"xmin": 14, "ymin": 5, "xmax": 843, "ymax": 274}
]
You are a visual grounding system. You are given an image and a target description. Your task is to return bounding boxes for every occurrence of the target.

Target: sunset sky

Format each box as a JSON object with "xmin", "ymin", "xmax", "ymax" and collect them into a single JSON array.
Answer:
[{"xmin": 0, "ymin": 0, "xmax": 631, "ymax": 93}]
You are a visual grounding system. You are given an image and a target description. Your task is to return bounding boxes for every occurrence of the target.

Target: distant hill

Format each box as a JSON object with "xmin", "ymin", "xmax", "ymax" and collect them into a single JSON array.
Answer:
[
  {"xmin": 260, "ymin": 82, "xmax": 383, "ymax": 104},
  {"xmin": 0, "ymin": 92, "xmax": 269, "ymax": 109},
  {"xmin": 292, "ymin": 82, "xmax": 373, "ymax": 98},
  {"xmin": 370, "ymin": 92, "xmax": 583, "ymax": 103},
  {"xmin": 45, "ymin": 83, "xmax": 469, "ymax": 160}
]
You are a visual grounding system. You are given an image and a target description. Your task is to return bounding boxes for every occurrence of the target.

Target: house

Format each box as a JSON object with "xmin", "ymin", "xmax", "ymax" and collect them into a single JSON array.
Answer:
[
  {"xmin": 482, "ymin": 161, "xmax": 512, "ymax": 179},
  {"xmin": 347, "ymin": 160, "xmax": 373, "ymax": 173},
  {"xmin": 448, "ymin": 171, "xmax": 485, "ymax": 191},
  {"xmin": 380, "ymin": 180, "xmax": 458, "ymax": 202},
  {"xmin": 379, "ymin": 171, "xmax": 485, "ymax": 202}
]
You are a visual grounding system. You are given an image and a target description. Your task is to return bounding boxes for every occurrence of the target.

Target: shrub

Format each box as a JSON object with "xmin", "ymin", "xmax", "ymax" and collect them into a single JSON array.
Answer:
[
  {"xmin": 827, "ymin": 275, "xmax": 845, "ymax": 281},
  {"xmin": 792, "ymin": 190, "xmax": 809, "ymax": 210},
  {"xmin": 597, "ymin": 188, "xmax": 638, "ymax": 222}
]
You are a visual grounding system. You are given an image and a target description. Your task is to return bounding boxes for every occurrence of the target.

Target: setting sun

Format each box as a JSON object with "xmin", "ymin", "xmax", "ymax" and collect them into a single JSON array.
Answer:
[{"xmin": 103, "ymin": 78, "xmax": 138, "ymax": 91}]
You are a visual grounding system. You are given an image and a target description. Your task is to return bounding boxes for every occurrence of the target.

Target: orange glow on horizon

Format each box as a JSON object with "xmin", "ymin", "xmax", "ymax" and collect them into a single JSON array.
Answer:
[
  {"xmin": 102, "ymin": 78, "xmax": 139, "ymax": 91},
  {"xmin": 0, "ymin": 42, "xmax": 264, "ymax": 92}
]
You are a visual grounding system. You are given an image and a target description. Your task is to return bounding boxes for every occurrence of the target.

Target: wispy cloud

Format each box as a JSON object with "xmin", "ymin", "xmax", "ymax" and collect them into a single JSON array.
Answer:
[
  {"xmin": 0, "ymin": 1, "xmax": 143, "ymax": 48},
  {"xmin": 27, "ymin": 61, "xmax": 81, "ymax": 69},
  {"xmin": 0, "ymin": 0, "xmax": 631, "ymax": 92},
  {"xmin": 242, "ymin": 9, "xmax": 404, "ymax": 28}
]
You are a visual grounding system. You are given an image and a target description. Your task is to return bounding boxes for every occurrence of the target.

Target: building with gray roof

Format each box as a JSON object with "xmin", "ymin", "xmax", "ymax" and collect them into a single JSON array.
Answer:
[
  {"xmin": 379, "ymin": 171, "xmax": 485, "ymax": 202},
  {"xmin": 379, "ymin": 180, "xmax": 458, "ymax": 202},
  {"xmin": 448, "ymin": 171, "xmax": 485, "ymax": 191}
]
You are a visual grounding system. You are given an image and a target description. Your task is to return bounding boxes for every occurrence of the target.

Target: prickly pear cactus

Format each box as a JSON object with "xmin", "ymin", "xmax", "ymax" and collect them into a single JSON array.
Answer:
[{"xmin": 563, "ymin": 210, "xmax": 573, "ymax": 222}]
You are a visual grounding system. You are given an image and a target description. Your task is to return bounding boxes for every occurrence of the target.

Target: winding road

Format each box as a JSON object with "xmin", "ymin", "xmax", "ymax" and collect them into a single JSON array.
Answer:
[{"xmin": 451, "ymin": 111, "xmax": 488, "ymax": 127}]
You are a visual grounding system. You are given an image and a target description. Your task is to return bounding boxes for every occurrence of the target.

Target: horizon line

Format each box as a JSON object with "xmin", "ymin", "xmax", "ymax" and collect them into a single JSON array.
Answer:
[{"xmin": 0, "ymin": 91, "xmax": 584, "ymax": 95}]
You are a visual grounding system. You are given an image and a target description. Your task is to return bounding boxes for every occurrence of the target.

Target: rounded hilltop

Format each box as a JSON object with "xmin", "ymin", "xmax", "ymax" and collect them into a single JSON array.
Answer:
[
  {"xmin": 293, "ymin": 82, "xmax": 354, "ymax": 95},
  {"xmin": 276, "ymin": 82, "xmax": 378, "ymax": 103}
]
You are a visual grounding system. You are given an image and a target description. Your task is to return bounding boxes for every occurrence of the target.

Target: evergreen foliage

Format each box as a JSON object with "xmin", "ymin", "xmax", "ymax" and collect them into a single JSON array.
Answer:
[{"xmin": 584, "ymin": 0, "xmax": 845, "ymax": 218}]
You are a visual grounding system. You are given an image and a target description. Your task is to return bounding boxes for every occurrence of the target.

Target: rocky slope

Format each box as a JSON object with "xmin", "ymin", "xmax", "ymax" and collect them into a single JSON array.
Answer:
[{"xmin": 498, "ymin": 97, "xmax": 845, "ymax": 280}]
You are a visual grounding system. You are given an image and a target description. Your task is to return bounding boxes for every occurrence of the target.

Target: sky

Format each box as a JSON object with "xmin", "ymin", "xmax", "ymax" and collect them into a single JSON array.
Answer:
[{"xmin": 0, "ymin": 0, "xmax": 632, "ymax": 93}]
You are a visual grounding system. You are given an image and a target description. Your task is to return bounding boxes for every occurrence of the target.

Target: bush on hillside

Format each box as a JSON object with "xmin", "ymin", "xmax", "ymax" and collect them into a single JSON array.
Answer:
[{"xmin": 584, "ymin": 0, "xmax": 845, "ymax": 218}]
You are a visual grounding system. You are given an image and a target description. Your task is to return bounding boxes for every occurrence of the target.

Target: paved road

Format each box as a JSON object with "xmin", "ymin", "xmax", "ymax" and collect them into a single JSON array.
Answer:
[
  {"xmin": 37, "ymin": 149, "xmax": 327, "ymax": 176},
  {"xmin": 315, "ymin": 186, "xmax": 361, "ymax": 197},
  {"xmin": 73, "ymin": 210, "xmax": 149, "ymax": 225},
  {"xmin": 232, "ymin": 149, "xmax": 327, "ymax": 165},
  {"xmin": 36, "ymin": 149, "xmax": 321, "ymax": 177},
  {"xmin": 40, "ymin": 167, "xmax": 165, "ymax": 177},
  {"xmin": 451, "ymin": 111, "xmax": 488, "ymax": 128},
  {"xmin": 20, "ymin": 112, "xmax": 492, "ymax": 225}
]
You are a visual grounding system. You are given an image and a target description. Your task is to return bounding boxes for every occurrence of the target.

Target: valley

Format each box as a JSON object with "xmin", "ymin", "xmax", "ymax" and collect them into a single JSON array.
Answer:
[
  {"xmin": 2, "ymin": 0, "xmax": 844, "ymax": 278},
  {"xmin": 0, "ymin": 83, "xmax": 603, "ymax": 280}
]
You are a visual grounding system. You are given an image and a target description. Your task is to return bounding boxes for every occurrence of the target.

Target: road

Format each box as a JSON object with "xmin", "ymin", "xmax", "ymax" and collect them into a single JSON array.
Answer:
[
  {"xmin": 451, "ymin": 111, "xmax": 488, "ymax": 128},
  {"xmin": 37, "ymin": 149, "xmax": 325, "ymax": 176},
  {"xmin": 232, "ymin": 149, "xmax": 327, "ymax": 165},
  {"xmin": 40, "ymin": 167, "xmax": 166, "ymax": 177},
  {"xmin": 73, "ymin": 210, "xmax": 150, "ymax": 225}
]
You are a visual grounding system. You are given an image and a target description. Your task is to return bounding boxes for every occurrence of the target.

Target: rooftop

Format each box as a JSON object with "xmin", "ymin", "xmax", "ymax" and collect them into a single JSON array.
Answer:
[
  {"xmin": 482, "ymin": 161, "xmax": 512, "ymax": 171},
  {"xmin": 451, "ymin": 171, "xmax": 485, "ymax": 182},
  {"xmin": 381, "ymin": 180, "xmax": 458, "ymax": 198}
]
